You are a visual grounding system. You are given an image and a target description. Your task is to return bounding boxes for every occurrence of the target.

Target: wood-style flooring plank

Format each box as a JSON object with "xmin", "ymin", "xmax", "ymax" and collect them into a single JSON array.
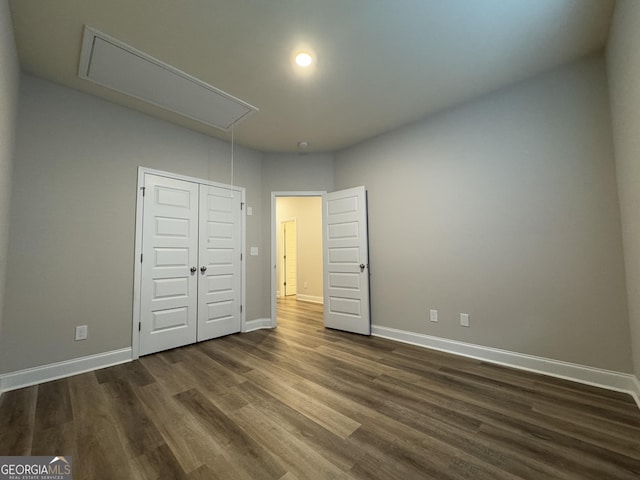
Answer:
[
  {"xmin": 95, "ymin": 358, "xmax": 156, "ymax": 386},
  {"xmin": 174, "ymin": 387, "xmax": 287, "ymax": 480},
  {"xmin": 34, "ymin": 379, "xmax": 72, "ymax": 431},
  {"xmin": 102, "ymin": 378, "xmax": 166, "ymax": 458},
  {"xmin": 232, "ymin": 380, "xmax": 362, "ymax": 472},
  {"xmin": 245, "ymin": 369, "xmax": 361, "ymax": 439},
  {"xmin": 231, "ymin": 402, "xmax": 352, "ymax": 480},
  {"xmin": 130, "ymin": 443, "xmax": 189, "ymax": 480},
  {"xmin": 0, "ymin": 386, "xmax": 37, "ymax": 455},
  {"xmin": 138, "ymin": 351, "xmax": 196, "ymax": 396},
  {"xmin": 30, "ymin": 421, "xmax": 76, "ymax": 458},
  {"xmin": 67, "ymin": 372, "xmax": 137, "ymax": 480},
  {"xmin": 134, "ymin": 382, "xmax": 222, "ymax": 474}
]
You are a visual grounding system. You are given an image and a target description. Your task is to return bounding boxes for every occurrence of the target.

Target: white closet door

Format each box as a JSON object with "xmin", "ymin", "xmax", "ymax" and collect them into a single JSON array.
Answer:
[
  {"xmin": 140, "ymin": 174, "xmax": 199, "ymax": 355},
  {"xmin": 197, "ymin": 185, "xmax": 242, "ymax": 341},
  {"xmin": 323, "ymin": 186, "xmax": 371, "ymax": 335}
]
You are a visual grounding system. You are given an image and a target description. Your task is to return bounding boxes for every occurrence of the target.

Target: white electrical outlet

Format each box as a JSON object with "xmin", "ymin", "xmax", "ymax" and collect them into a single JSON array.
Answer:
[
  {"xmin": 250, "ymin": 247, "xmax": 259, "ymax": 256},
  {"xmin": 460, "ymin": 313, "xmax": 470, "ymax": 327},
  {"xmin": 75, "ymin": 325, "xmax": 88, "ymax": 341},
  {"xmin": 429, "ymin": 309, "xmax": 438, "ymax": 322}
]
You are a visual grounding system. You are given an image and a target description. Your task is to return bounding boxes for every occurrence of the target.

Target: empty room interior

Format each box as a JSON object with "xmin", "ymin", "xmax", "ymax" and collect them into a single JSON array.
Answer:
[{"xmin": 1, "ymin": 1, "xmax": 640, "ymax": 478}]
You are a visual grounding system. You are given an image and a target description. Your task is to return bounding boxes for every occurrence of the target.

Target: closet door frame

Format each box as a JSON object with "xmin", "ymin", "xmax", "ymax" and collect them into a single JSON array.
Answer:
[{"xmin": 132, "ymin": 166, "xmax": 246, "ymax": 360}]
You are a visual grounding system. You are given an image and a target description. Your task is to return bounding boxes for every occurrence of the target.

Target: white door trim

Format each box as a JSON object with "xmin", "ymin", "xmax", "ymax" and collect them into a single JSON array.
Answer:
[
  {"xmin": 270, "ymin": 191, "xmax": 325, "ymax": 327},
  {"xmin": 133, "ymin": 166, "xmax": 246, "ymax": 359}
]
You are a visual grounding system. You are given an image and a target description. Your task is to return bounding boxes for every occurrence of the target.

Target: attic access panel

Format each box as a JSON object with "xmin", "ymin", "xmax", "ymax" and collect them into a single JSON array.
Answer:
[{"xmin": 78, "ymin": 26, "xmax": 257, "ymax": 131}]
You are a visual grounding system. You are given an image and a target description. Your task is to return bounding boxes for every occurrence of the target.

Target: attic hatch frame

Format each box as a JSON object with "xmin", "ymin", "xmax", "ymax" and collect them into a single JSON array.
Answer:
[{"xmin": 77, "ymin": 26, "xmax": 258, "ymax": 132}]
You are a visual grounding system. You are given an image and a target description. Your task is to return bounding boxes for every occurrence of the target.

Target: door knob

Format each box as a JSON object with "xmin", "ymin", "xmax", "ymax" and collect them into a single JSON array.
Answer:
[
  {"xmin": 200, "ymin": 266, "xmax": 207, "ymax": 273},
  {"xmin": 190, "ymin": 266, "xmax": 197, "ymax": 273},
  {"xmin": 360, "ymin": 264, "xmax": 366, "ymax": 272}
]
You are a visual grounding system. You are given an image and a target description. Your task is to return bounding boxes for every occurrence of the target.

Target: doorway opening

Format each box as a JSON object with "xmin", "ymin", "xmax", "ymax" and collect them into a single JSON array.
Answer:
[{"xmin": 272, "ymin": 192, "xmax": 324, "ymax": 325}]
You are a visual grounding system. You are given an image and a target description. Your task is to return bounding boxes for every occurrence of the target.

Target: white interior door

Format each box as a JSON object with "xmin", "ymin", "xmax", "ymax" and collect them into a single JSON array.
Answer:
[
  {"xmin": 197, "ymin": 185, "xmax": 242, "ymax": 341},
  {"xmin": 283, "ymin": 220, "xmax": 297, "ymax": 296},
  {"xmin": 322, "ymin": 186, "xmax": 371, "ymax": 335},
  {"xmin": 140, "ymin": 174, "xmax": 199, "ymax": 355}
]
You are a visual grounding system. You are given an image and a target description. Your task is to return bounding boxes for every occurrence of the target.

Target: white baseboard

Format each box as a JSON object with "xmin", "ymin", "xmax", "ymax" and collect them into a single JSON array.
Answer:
[
  {"xmin": 372, "ymin": 325, "xmax": 640, "ymax": 409},
  {"xmin": 243, "ymin": 318, "xmax": 274, "ymax": 333},
  {"xmin": 0, "ymin": 348, "xmax": 132, "ymax": 393},
  {"xmin": 296, "ymin": 294, "xmax": 324, "ymax": 304}
]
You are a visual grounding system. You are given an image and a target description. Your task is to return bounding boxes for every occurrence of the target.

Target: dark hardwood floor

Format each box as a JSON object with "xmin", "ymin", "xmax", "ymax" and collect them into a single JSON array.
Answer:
[{"xmin": 2, "ymin": 296, "xmax": 640, "ymax": 479}]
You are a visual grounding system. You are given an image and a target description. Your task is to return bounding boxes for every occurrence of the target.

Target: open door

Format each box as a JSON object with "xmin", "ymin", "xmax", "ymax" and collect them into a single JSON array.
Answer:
[{"xmin": 322, "ymin": 186, "xmax": 370, "ymax": 335}]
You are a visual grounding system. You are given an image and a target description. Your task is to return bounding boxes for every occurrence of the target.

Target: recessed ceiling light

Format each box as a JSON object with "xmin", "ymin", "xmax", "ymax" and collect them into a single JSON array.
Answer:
[
  {"xmin": 298, "ymin": 140, "xmax": 310, "ymax": 150},
  {"xmin": 295, "ymin": 52, "xmax": 313, "ymax": 67}
]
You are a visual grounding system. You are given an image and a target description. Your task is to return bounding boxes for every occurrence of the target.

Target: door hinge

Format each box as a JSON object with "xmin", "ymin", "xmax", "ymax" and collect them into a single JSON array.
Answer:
[
  {"xmin": 240, "ymin": 253, "xmax": 243, "ymax": 261},
  {"xmin": 240, "ymin": 305, "xmax": 243, "ymax": 313},
  {"xmin": 241, "ymin": 202, "xmax": 244, "ymax": 210},
  {"xmin": 141, "ymin": 186, "xmax": 146, "ymax": 197},
  {"xmin": 138, "ymin": 322, "xmax": 141, "ymax": 332},
  {"xmin": 140, "ymin": 253, "xmax": 143, "ymax": 263}
]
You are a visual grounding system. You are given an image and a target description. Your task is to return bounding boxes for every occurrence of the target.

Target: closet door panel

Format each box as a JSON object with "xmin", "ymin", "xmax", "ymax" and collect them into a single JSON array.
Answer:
[
  {"xmin": 197, "ymin": 185, "xmax": 242, "ymax": 341},
  {"xmin": 140, "ymin": 174, "xmax": 199, "ymax": 355}
]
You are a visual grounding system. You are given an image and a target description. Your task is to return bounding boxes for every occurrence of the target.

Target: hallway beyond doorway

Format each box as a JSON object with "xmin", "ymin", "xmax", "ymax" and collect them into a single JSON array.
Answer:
[{"xmin": 277, "ymin": 295, "xmax": 324, "ymax": 324}]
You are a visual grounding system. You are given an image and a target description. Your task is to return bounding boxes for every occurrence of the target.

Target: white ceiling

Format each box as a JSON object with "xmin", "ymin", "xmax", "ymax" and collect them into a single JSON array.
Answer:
[{"xmin": 9, "ymin": 0, "xmax": 615, "ymax": 153}]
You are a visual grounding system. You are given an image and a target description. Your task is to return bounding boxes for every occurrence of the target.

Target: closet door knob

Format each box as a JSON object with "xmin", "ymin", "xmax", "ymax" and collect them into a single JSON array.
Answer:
[
  {"xmin": 190, "ymin": 267, "xmax": 197, "ymax": 273},
  {"xmin": 200, "ymin": 266, "xmax": 207, "ymax": 273}
]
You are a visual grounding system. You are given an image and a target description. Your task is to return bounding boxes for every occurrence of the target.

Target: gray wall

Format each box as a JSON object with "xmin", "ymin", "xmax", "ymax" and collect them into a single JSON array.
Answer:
[
  {"xmin": 607, "ymin": 0, "xmax": 640, "ymax": 378},
  {"xmin": 335, "ymin": 56, "xmax": 631, "ymax": 372},
  {"xmin": 1, "ymin": 75, "xmax": 263, "ymax": 373},
  {"xmin": 261, "ymin": 153, "xmax": 334, "ymax": 318},
  {"xmin": 0, "ymin": 0, "xmax": 19, "ymax": 364}
]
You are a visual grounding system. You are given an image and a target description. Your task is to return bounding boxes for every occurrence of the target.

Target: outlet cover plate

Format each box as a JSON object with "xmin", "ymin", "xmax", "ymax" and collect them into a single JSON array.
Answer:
[{"xmin": 75, "ymin": 325, "xmax": 88, "ymax": 340}]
